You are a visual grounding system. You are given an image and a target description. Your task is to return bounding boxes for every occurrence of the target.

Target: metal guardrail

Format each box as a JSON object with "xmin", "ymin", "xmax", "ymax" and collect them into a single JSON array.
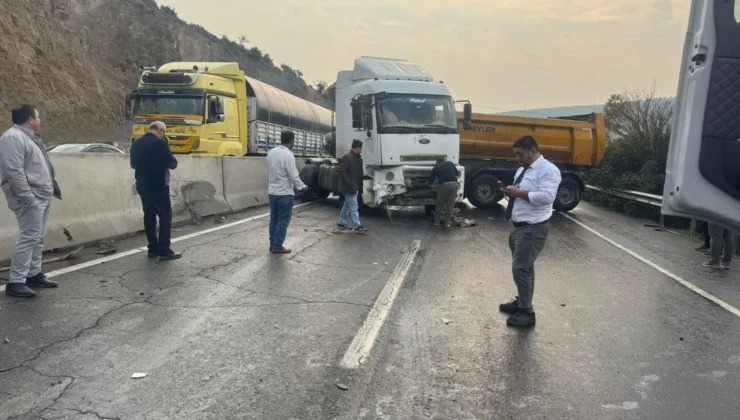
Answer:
[
  {"xmin": 585, "ymin": 185, "xmax": 662, "ymax": 207},
  {"xmin": 586, "ymin": 184, "xmax": 740, "ymax": 257}
]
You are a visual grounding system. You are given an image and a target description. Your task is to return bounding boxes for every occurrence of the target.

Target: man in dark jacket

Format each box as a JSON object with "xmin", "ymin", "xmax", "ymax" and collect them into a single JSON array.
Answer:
[
  {"xmin": 430, "ymin": 157, "xmax": 460, "ymax": 227},
  {"xmin": 337, "ymin": 139, "xmax": 367, "ymax": 233},
  {"xmin": 130, "ymin": 121, "xmax": 181, "ymax": 260}
]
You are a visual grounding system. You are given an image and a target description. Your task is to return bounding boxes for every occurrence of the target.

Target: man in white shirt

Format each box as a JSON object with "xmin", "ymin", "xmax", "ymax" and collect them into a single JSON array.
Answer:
[
  {"xmin": 266, "ymin": 131, "xmax": 307, "ymax": 254},
  {"xmin": 500, "ymin": 135, "xmax": 562, "ymax": 327}
]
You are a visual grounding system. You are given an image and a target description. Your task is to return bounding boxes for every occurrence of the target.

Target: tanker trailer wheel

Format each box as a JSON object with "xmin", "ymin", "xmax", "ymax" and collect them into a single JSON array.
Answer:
[
  {"xmin": 553, "ymin": 177, "xmax": 581, "ymax": 212},
  {"xmin": 467, "ymin": 174, "xmax": 504, "ymax": 209}
]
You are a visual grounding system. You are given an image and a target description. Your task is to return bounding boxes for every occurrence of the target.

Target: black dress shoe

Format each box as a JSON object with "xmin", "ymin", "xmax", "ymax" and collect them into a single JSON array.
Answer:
[
  {"xmin": 26, "ymin": 272, "xmax": 58, "ymax": 288},
  {"xmin": 499, "ymin": 297, "xmax": 520, "ymax": 315},
  {"xmin": 147, "ymin": 251, "xmax": 159, "ymax": 258},
  {"xmin": 5, "ymin": 283, "xmax": 37, "ymax": 297},
  {"xmin": 507, "ymin": 310, "xmax": 536, "ymax": 328},
  {"xmin": 159, "ymin": 250, "xmax": 182, "ymax": 261}
]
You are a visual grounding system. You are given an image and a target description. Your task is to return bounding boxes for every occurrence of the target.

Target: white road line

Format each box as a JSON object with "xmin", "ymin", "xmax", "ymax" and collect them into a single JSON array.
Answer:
[
  {"xmin": 340, "ymin": 239, "xmax": 422, "ymax": 369},
  {"xmin": 0, "ymin": 202, "xmax": 315, "ymax": 292},
  {"xmin": 560, "ymin": 213, "xmax": 740, "ymax": 318}
]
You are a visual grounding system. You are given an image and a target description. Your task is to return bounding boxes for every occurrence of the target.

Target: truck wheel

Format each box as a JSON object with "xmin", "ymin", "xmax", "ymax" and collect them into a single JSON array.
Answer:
[
  {"xmin": 299, "ymin": 164, "xmax": 329, "ymax": 201},
  {"xmin": 467, "ymin": 174, "xmax": 504, "ymax": 209},
  {"xmin": 553, "ymin": 177, "xmax": 581, "ymax": 212}
]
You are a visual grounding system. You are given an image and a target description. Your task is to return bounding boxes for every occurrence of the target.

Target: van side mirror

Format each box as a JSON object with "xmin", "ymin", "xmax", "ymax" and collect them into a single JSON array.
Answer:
[
  {"xmin": 463, "ymin": 103, "xmax": 473, "ymax": 130},
  {"xmin": 351, "ymin": 101, "xmax": 362, "ymax": 129}
]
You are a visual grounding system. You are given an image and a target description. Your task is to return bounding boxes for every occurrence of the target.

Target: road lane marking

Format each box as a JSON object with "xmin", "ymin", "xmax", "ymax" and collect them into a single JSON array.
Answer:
[
  {"xmin": 340, "ymin": 239, "xmax": 422, "ymax": 369},
  {"xmin": 0, "ymin": 202, "xmax": 315, "ymax": 292},
  {"xmin": 560, "ymin": 213, "xmax": 740, "ymax": 318}
]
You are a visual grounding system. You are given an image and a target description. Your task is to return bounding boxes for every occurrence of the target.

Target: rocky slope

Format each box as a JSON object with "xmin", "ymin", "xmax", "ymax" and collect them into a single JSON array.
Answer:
[{"xmin": 0, "ymin": 0, "xmax": 327, "ymax": 144}]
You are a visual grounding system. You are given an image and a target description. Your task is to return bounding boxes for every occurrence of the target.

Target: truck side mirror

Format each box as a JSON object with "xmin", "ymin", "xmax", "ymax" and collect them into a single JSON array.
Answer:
[
  {"xmin": 125, "ymin": 91, "xmax": 138, "ymax": 120},
  {"xmin": 208, "ymin": 96, "xmax": 224, "ymax": 123},
  {"xmin": 463, "ymin": 103, "xmax": 473, "ymax": 130},
  {"xmin": 351, "ymin": 101, "xmax": 362, "ymax": 129}
]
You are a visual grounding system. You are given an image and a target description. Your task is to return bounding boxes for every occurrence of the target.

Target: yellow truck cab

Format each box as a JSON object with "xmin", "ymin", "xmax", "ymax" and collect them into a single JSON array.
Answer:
[{"xmin": 126, "ymin": 62, "xmax": 332, "ymax": 157}]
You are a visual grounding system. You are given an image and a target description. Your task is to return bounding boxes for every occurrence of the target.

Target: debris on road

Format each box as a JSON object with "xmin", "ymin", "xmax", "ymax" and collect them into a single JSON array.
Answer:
[
  {"xmin": 131, "ymin": 373, "xmax": 147, "ymax": 379},
  {"xmin": 96, "ymin": 240, "xmax": 117, "ymax": 255},
  {"xmin": 336, "ymin": 383, "xmax": 349, "ymax": 391},
  {"xmin": 4, "ymin": 337, "xmax": 9, "ymax": 344},
  {"xmin": 214, "ymin": 216, "xmax": 227, "ymax": 224},
  {"xmin": 440, "ymin": 318, "xmax": 452, "ymax": 325},
  {"xmin": 451, "ymin": 215, "xmax": 477, "ymax": 227},
  {"xmin": 1, "ymin": 246, "xmax": 83, "ymax": 272}
]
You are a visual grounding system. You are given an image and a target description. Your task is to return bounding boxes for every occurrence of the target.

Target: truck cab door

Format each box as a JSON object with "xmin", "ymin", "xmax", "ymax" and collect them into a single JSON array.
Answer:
[{"xmin": 662, "ymin": 0, "xmax": 740, "ymax": 231}]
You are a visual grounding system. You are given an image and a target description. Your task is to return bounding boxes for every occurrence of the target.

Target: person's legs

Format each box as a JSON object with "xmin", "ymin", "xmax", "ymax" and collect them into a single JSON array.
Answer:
[
  {"xmin": 137, "ymin": 188, "xmax": 159, "ymax": 254},
  {"xmin": 273, "ymin": 195, "xmax": 294, "ymax": 249},
  {"xmin": 153, "ymin": 190, "xmax": 173, "ymax": 256},
  {"xmin": 269, "ymin": 194, "xmax": 279, "ymax": 248}
]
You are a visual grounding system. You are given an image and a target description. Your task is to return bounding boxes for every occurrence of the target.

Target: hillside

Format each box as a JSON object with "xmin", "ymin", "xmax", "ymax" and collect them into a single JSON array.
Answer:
[{"xmin": 0, "ymin": 0, "xmax": 328, "ymax": 144}]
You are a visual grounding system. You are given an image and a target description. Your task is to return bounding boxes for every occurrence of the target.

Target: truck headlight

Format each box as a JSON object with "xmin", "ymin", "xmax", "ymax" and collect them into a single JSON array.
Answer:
[
  {"xmin": 386, "ymin": 185, "xmax": 396, "ymax": 194},
  {"xmin": 386, "ymin": 171, "xmax": 395, "ymax": 181}
]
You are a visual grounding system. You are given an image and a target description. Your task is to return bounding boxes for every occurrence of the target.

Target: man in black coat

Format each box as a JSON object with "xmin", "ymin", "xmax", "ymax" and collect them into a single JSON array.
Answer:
[{"xmin": 130, "ymin": 121, "xmax": 181, "ymax": 260}]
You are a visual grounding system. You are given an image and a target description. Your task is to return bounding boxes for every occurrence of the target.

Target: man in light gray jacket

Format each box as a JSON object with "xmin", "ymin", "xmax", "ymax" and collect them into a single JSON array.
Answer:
[{"xmin": 0, "ymin": 105, "xmax": 62, "ymax": 297}]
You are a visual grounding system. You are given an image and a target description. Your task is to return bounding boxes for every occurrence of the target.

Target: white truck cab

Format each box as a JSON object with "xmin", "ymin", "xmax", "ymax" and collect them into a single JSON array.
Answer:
[{"xmin": 303, "ymin": 57, "xmax": 471, "ymax": 208}]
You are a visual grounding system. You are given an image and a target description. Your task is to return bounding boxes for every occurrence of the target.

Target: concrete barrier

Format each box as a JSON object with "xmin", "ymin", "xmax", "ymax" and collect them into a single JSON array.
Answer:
[
  {"xmin": 0, "ymin": 153, "xmax": 310, "ymax": 264},
  {"xmin": 222, "ymin": 157, "xmax": 269, "ymax": 211},
  {"xmin": 0, "ymin": 154, "xmax": 142, "ymax": 263},
  {"xmin": 169, "ymin": 155, "xmax": 232, "ymax": 224}
]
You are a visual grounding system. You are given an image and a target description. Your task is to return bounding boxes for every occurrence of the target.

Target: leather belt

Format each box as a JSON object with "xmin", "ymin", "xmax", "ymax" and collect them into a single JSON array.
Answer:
[{"xmin": 512, "ymin": 219, "xmax": 549, "ymax": 228}]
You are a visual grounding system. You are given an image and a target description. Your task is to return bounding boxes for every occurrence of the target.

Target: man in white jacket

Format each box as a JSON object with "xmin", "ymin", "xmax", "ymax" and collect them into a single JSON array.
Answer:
[
  {"xmin": 266, "ymin": 130, "xmax": 307, "ymax": 254},
  {"xmin": 0, "ymin": 105, "xmax": 62, "ymax": 297}
]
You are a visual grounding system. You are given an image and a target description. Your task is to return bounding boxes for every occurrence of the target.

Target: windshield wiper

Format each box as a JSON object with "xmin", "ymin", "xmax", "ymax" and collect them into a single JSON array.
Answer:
[
  {"xmin": 423, "ymin": 124, "xmax": 457, "ymax": 133},
  {"xmin": 381, "ymin": 125, "xmax": 417, "ymax": 132}
]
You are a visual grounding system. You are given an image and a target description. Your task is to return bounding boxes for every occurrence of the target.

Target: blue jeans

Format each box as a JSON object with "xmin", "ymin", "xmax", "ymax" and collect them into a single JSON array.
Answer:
[
  {"xmin": 269, "ymin": 194, "xmax": 294, "ymax": 249},
  {"xmin": 339, "ymin": 193, "xmax": 361, "ymax": 228}
]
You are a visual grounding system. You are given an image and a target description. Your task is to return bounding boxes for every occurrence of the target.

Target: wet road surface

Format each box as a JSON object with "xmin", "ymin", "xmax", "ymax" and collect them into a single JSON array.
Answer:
[{"xmin": 1, "ymin": 199, "xmax": 738, "ymax": 419}]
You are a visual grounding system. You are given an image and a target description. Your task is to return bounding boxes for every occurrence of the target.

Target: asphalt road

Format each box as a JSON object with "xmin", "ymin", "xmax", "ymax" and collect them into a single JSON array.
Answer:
[{"xmin": 1, "ymin": 199, "xmax": 738, "ymax": 419}]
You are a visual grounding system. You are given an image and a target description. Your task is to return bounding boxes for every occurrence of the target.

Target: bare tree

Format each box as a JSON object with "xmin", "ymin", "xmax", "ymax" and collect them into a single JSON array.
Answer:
[{"xmin": 603, "ymin": 87, "xmax": 673, "ymax": 172}]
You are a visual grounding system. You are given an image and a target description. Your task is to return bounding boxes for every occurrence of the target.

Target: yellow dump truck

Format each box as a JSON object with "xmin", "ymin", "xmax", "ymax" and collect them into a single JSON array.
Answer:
[
  {"xmin": 125, "ymin": 62, "xmax": 333, "ymax": 157},
  {"xmin": 458, "ymin": 112, "xmax": 606, "ymax": 211}
]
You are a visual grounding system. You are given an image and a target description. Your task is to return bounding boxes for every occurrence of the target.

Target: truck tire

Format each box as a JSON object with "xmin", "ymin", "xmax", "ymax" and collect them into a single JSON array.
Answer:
[
  {"xmin": 553, "ymin": 177, "xmax": 581, "ymax": 212},
  {"xmin": 467, "ymin": 174, "xmax": 504, "ymax": 209},
  {"xmin": 299, "ymin": 164, "xmax": 329, "ymax": 201},
  {"xmin": 425, "ymin": 204, "xmax": 436, "ymax": 216}
]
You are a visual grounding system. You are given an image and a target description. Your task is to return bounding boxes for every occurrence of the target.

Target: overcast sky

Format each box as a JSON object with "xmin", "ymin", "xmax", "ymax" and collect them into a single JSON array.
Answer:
[{"xmin": 156, "ymin": 0, "xmax": 694, "ymax": 111}]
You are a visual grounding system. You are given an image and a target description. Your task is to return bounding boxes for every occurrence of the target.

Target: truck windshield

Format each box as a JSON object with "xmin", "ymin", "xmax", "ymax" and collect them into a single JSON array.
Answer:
[
  {"xmin": 134, "ymin": 95, "xmax": 205, "ymax": 116},
  {"xmin": 376, "ymin": 94, "xmax": 458, "ymax": 134}
]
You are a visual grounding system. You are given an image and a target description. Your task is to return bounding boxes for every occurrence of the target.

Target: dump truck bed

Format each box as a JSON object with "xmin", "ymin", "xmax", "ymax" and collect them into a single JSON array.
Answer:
[{"xmin": 457, "ymin": 112, "xmax": 607, "ymax": 167}]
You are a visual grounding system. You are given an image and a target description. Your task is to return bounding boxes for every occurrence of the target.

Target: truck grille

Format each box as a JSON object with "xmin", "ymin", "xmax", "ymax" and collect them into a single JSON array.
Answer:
[{"xmin": 400, "ymin": 154, "xmax": 446, "ymax": 162}]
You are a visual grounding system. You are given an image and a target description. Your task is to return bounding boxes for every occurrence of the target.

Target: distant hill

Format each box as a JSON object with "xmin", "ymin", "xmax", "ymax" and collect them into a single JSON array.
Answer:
[
  {"xmin": 495, "ymin": 105, "xmax": 605, "ymax": 119},
  {"xmin": 0, "ymin": 0, "xmax": 328, "ymax": 144}
]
